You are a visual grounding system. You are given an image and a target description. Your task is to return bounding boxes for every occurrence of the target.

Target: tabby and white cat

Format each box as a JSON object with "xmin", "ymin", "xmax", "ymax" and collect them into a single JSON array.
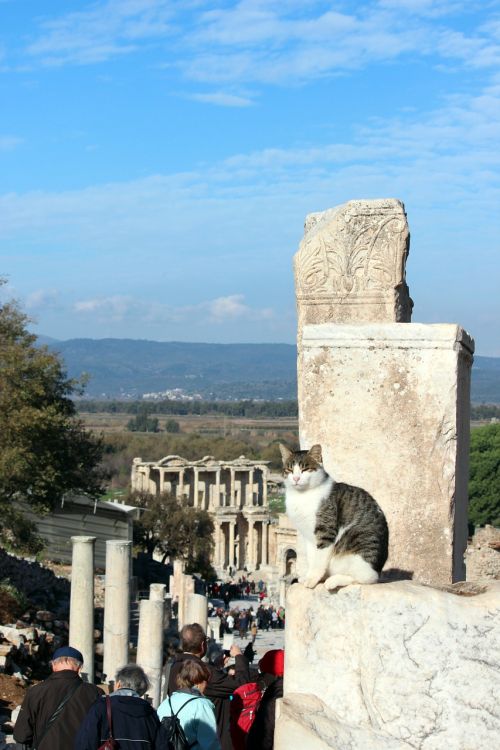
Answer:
[{"xmin": 280, "ymin": 443, "xmax": 388, "ymax": 590}]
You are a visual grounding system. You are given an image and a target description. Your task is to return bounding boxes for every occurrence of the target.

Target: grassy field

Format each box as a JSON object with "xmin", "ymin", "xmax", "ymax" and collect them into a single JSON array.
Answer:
[{"xmin": 81, "ymin": 411, "xmax": 299, "ymax": 438}]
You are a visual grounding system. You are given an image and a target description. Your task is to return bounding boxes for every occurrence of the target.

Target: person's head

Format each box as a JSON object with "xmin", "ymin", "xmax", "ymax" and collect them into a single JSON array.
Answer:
[
  {"xmin": 115, "ymin": 664, "xmax": 150, "ymax": 696},
  {"xmin": 50, "ymin": 646, "xmax": 83, "ymax": 673},
  {"xmin": 206, "ymin": 642, "xmax": 224, "ymax": 668},
  {"xmin": 180, "ymin": 623, "xmax": 207, "ymax": 657},
  {"xmin": 176, "ymin": 659, "xmax": 211, "ymax": 694},
  {"xmin": 258, "ymin": 649, "xmax": 284, "ymax": 678}
]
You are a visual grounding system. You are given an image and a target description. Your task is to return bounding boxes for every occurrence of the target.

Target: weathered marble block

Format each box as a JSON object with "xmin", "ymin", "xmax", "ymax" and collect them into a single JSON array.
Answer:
[
  {"xmin": 295, "ymin": 198, "xmax": 413, "ymax": 330},
  {"xmin": 299, "ymin": 322, "xmax": 474, "ymax": 584},
  {"xmin": 275, "ymin": 581, "xmax": 500, "ymax": 750}
]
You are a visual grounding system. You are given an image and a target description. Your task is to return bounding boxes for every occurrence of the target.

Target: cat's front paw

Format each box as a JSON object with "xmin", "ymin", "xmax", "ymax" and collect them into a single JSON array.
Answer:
[
  {"xmin": 324, "ymin": 574, "xmax": 350, "ymax": 591},
  {"xmin": 302, "ymin": 576, "xmax": 321, "ymax": 589}
]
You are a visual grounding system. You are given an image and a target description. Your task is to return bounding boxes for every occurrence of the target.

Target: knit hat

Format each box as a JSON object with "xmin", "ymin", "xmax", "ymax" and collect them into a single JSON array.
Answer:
[
  {"xmin": 52, "ymin": 646, "xmax": 84, "ymax": 662},
  {"xmin": 258, "ymin": 649, "xmax": 284, "ymax": 677}
]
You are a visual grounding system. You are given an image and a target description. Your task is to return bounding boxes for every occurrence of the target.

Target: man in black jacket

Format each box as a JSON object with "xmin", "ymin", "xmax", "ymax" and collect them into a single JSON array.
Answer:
[
  {"xmin": 13, "ymin": 646, "xmax": 101, "ymax": 750},
  {"xmin": 168, "ymin": 623, "xmax": 250, "ymax": 750}
]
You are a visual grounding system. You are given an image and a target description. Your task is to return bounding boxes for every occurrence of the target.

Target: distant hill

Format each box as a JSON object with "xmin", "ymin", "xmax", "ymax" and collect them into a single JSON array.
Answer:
[
  {"xmin": 39, "ymin": 337, "xmax": 500, "ymax": 403},
  {"xmin": 44, "ymin": 338, "xmax": 297, "ymax": 400}
]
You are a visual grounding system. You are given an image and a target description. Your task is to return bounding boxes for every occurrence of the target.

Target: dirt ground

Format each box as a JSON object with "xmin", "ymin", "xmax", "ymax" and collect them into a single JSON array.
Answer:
[{"xmin": 0, "ymin": 673, "xmax": 28, "ymax": 710}]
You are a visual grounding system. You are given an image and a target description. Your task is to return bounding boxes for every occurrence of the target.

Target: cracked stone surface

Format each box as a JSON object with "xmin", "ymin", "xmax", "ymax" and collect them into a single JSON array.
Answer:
[{"xmin": 274, "ymin": 581, "xmax": 500, "ymax": 750}]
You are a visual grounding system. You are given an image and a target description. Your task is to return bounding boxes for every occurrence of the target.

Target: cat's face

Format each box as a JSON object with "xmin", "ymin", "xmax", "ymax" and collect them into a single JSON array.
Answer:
[{"xmin": 279, "ymin": 444, "xmax": 326, "ymax": 491}]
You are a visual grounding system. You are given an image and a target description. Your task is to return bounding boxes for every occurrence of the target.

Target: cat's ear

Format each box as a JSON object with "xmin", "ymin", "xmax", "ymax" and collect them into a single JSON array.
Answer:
[
  {"xmin": 279, "ymin": 443, "xmax": 292, "ymax": 465},
  {"xmin": 308, "ymin": 444, "xmax": 323, "ymax": 464}
]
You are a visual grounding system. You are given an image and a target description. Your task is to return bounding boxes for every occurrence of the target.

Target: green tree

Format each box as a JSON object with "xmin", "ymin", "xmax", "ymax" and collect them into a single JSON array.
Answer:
[
  {"xmin": 165, "ymin": 418, "xmax": 180, "ymax": 433},
  {"xmin": 127, "ymin": 408, "xmax": 160, "ymax": 432},
  {"xmin": 0, "ymin": 287, "xmax": 104, "ymax": 551},
  {"xmin": 129, "ymin": 490, "xmax": 215, "ymax": 577},
  {"xmin": 468, "ymin": 423, "xmax": 500, "ymax": 528}
]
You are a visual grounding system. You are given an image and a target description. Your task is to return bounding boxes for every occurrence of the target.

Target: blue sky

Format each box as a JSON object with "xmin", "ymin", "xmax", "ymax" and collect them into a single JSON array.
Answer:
[{"xmin": 0, "ymin": 0, "xmax": 499, "ymax": 355}]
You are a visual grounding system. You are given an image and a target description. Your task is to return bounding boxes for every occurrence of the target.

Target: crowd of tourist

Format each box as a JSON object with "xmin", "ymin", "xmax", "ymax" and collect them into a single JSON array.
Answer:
[{"xmin": 13, "ymin": 617, "xmax": 285, "ymax": 750}]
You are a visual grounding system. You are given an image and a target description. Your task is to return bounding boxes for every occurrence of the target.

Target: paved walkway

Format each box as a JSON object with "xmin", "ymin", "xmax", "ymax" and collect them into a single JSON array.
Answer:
[{"xmin": 226, "ymin": 596, "xmax": 285, "ymax": 661}]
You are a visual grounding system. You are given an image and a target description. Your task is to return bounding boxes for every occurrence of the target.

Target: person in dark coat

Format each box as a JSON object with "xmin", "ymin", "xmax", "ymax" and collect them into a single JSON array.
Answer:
[
  {"xmin": 168, "ymin": 623, "xmax": 250, "ymax": 750},
  {"xmin": 13, "ymin": 646, "xmax": 101, "ymax": 750},
  {"xmin": 75, "ymin": 664, "xmax": 159, "ymax": 750},
  {"xmin": 246, "ymin": 649, "xmax": 284, "ymax": 750}
]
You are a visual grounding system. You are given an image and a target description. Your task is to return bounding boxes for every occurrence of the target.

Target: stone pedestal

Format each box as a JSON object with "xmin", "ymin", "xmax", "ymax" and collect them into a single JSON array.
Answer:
[
  {"xmin": 136, "ymin": 594, "xmax": 165, "ymax": 708},
  {"xmin": 299, "ymin": 323, "xmax": 473, "ymax": 585},
  {"xmin": 275, "ymin": 581, "xmax": 500, "ymax": 750},
  {"xmin": 185, "ymin": 593, "xmax": 208, "ymax": 631},
  {"xmin": 103, "ymin": 540, "xmax": 131, "ymax": 682},
  {"xmin": 69, "ymin": 536, "xmax": 96, "ymax": 683}
]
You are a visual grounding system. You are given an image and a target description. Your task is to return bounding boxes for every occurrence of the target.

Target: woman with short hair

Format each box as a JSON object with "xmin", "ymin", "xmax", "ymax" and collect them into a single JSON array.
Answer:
[
  {"xmin": 75, "ymin": 664, "xmax": 159, "ymax": 749},
  {"xmin": 158, "ymin": 659, "xmax": 221, "ymax": 750}
]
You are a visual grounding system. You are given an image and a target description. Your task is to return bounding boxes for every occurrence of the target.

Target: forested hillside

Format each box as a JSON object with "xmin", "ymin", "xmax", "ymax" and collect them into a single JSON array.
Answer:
[{"xmin": 39, "ymin": 337, "xmax": 500, "ymax": 403}]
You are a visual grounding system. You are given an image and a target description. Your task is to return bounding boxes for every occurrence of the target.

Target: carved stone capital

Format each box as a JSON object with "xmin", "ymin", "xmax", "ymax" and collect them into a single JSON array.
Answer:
[{"xmin": 295, "ymin": 199, "xmax": 413, "ymax": 329}]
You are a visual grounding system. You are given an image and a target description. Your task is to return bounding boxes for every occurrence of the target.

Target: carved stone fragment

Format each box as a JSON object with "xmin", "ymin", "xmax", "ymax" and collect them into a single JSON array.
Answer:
[{"xmin": 295, "ymin": 198, "xmax": 413, "ymax": 329}]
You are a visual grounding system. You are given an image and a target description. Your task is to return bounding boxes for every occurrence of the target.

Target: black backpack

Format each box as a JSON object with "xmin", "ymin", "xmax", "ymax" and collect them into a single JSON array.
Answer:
[{"xmin": 158, "ymin": 695, "xmax": 200, "ymax": 750}]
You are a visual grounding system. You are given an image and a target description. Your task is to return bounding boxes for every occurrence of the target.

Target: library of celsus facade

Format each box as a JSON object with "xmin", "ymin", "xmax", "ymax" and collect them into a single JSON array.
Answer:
[{"xmin": 131, "ymin": 455, "xmax": 297, "ymax": 577}]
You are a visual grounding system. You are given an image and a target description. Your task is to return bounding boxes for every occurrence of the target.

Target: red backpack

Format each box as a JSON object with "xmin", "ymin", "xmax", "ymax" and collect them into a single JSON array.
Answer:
[{"xmin": 230, "ymin": 682, "xmax": 263, "ymax": 750}]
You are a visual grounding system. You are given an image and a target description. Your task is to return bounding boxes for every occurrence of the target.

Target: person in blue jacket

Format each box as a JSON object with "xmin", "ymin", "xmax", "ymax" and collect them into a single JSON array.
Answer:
[
  {"xmin": 158, "ymin": 659, "xmax": 221, "ymax": 750},
  {"xmin": 75, "ymin": 664, "xmax": 159, "ymax": 750}
]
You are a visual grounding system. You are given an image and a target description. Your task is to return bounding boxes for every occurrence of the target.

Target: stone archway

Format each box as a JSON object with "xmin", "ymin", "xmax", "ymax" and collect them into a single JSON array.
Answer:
[{"xmin": 285, "ymin": 548, "xmax": 297, "ymax": 577}]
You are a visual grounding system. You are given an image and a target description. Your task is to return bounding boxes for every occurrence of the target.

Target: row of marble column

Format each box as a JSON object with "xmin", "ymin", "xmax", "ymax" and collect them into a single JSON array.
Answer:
[
  {"xmin": 69, "ymin": 536, "xmax": 208, "ymax": 707},
  {"xmin": 169, "ymin": 559, "xmax": 208, "ymax": 632},
  {"xmin": 214, "ymin": 518, "xmax": 270, "ymax": 570},
  {"xmin": 140, "ymin": 465, "xmax": 267, "ymax": 510}
]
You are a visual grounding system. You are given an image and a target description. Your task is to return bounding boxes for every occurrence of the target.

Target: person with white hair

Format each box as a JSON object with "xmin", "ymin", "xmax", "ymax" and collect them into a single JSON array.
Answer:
[{"xmin": 75, "ymin": 663, "xmax": 160, "ymax": 750}]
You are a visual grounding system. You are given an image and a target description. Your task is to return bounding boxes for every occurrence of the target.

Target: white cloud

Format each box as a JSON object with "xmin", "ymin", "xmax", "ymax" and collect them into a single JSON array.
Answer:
[
  {"xmin": 20, "ymin": 0, "xmax": 500, "ymax": 87},
  {"xmin": 25, "ymin": 0, "xmax": 176, "ymax": 66},
  {"xmin": 0, "ymin": 135, "xmax": 23, "ymax": 151},
  {"xmin": 206, "ymin": 294, "xmax": 273, "ymax": 322},
  {"xmin": 189, "ymin": 91, "xmax": 254, "ymax": 107},
  {"xmin": 74, "ymin": 295, "xmax": 140, "ymax": 319},
  {"xmin": 25, "ymin": 289, "xmax": 60, "ymax": 311},
  {"xmin": 73, "ymin": 293, "xmax": 274, "ymax": 325}
]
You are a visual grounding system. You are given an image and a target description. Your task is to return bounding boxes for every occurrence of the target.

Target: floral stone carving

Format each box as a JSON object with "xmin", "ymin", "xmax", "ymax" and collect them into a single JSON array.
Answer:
[{"xmin": 295, "ymin": 198, "xmax": 413, "ymax": 327}]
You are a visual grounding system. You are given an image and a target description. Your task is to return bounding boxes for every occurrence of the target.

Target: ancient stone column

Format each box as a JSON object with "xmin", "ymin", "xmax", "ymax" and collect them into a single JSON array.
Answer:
[
  {"xmin": 193, "ymin": 468, "xmax": 199, "ymax": 509},
  {"xmin": 186, "ymin": 593, "xmax": 208, "ymax": 632},
  {"xmin": 69, "ymin": 536, "xmax": 96, "ymax": 683},
  {"xmin": 247, "ymin": 520, "xmax": 255, "ymax": 569},
  {"xmin": 103, "ymin": 540, "xmax": 131, "ymax": 683},
  {"xmin": 248, "ymin": 470, "xmax": 254, "ymax": 506},
  {"xmin": 294, "ymin": 199, "xmax": 473, "ymax": 584},
  {"xmin": 230, "ymin": 469, "xmax": 235, "ymax": 506},
  {"xmin": 261, "ymin": 466, "xmax": 268, "ymax": 506},
  {"xmin": 215, "ymin": 470, "xmax": 221, "ymax": 507},
  {"xmin": 136, "ymin": 592, "xmax": 165, "ymax": 708},
  {"xmin": 180, "ymin": 575, "xmax": 195, "ymax": 628},
  {"xmin": 262, "ymin": 522, "xmax": 269, "ymax": 566},
  {"xmin": 229, "ymin": 521, "xmax": 235, "ymax": 569},
  {"xmin": 216, "ymin": 522, "xmax": 225, "ymax": 568},
  {"xmin": 150, "ymin": 583, "xmax": 166, "ymax": 602},
  {"xmin": 179, "ymin": 469, "xmax": 185, "ymax": 500},
  {"xmin": 150, "ymin": 583, "xmax": 168, "ymax": 628}
]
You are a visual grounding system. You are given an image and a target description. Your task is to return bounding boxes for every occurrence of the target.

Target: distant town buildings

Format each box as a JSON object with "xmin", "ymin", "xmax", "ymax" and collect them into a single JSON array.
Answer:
[{"xmin": 141, "ymin": 388, "xmax": 202, "ymax": 401}]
